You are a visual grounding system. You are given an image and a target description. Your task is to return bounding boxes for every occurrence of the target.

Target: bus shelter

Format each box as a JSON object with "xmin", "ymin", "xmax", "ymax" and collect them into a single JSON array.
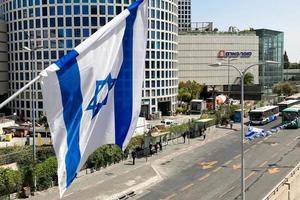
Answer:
[
  {"xmin": 151, "ymin": 131, "xmax": 170, "ymax": 144},
  {"xmin": 191, "ymin": 118, "xmax": 214, "ymax": 138}
]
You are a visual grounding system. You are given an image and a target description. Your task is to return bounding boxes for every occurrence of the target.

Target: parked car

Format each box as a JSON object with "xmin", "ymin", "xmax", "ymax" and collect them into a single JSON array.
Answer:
[{"xmin": 161, "ymin": 119, "xmax": 177, "ymax": 126}]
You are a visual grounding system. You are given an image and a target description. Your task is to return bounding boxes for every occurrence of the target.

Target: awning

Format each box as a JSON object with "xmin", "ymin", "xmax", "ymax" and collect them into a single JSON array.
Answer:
[
  {"xmin": 196, "ymin": 118, "xmax": 214, "ymax": 124},
  {"xmin": 151, "ymin": 131, "xmax": 170, "ymax": 138}
]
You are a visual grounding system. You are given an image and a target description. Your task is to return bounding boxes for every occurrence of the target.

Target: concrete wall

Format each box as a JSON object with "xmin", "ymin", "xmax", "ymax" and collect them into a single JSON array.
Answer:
[{"xmin": 178, "ymin": 33, "xmax": 259, "ymax": 86}]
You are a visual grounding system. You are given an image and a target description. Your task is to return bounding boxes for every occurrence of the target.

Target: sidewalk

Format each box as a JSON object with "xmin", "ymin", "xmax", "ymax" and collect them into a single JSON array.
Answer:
[{"xmin": 29, "ymin": 126, "xmax": 240, "ymax": 200}]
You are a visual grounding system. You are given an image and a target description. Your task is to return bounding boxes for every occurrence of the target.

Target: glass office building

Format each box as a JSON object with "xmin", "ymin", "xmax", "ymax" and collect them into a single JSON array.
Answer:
[
  {"xmin": 256, "ymin": 29, "xmax": 284, "ymax": 95},
  {"xmin": 0, "ymin": 0, "xmax": 178, "ymax": 120}
]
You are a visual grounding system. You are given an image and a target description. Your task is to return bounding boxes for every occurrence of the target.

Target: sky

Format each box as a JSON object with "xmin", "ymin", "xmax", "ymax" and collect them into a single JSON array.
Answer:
[{"xmin": 191, "ymin": 0, "xmax": 300, "ymax": 62}]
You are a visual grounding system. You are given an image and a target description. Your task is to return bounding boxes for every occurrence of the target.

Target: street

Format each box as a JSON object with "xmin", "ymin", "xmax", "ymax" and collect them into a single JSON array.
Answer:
[
  {"xmin": 28, "ymin": 117, "xmax": 300, "ymax": 200},
  {"xmin": 136, "ymin": 117, "xmax": 300, "ymax": 200}
]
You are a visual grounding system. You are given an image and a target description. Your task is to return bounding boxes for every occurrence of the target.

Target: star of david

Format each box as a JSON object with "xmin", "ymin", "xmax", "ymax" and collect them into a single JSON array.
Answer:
[{"xmin": 86, "ymin": 73, "xmax": 116, "ymax": 118}]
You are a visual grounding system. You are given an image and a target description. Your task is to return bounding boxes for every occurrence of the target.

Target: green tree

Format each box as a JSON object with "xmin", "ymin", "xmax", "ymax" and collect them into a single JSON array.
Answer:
[
  {"xmin": 243, "ymin": 72, "xmax": 254, "ymax": 86},
  {"xmin": 272, "ymin": 82, "xmax": 299, "ymax": 96},
  {"xmin": 178, "ymin": 81, "xmax": 203, "ymax": 103},
  {"xmin": 283, "ymin": 51, "xmax": 290, "ymax": 69},
  {"xmin": 289, "ymin": 63, "xmax": 300, "ymax": 69},
  {"xmin": 38, "ymin": 114, "xmax": 50, "ymax": 138}
]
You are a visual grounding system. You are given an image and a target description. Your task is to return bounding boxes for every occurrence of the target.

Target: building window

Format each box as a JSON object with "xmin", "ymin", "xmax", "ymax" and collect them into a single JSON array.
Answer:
[
  {"xmin": 74, "ymin": 6, "xmax": 80, "ymax": 15},
  {"xmin": 74, "ymin": 17, "xmax": 80, "ymax": 26},
  {"xmin": 82, "ymin": 5, "xmax": 88, "ymax": 14},
  {"xmin": 108, "ymin": 6, "xmax": 114, "ymax": 15},
  {"xmin": 100, "ymin": 5, "xmax": 105, "ymax": 15},
  {"xmin": 57, "ymin": 6, "xmax": 63, "ymax": 15},
  {"xmin": 91, "ymin": 17, "xmax": 97, "ymax": 26},
  {"xmin": 49, "ymin": 6, "xmax": 55, "ymax": 15},
  {"xmin": 83, "ymin": 29, "xmax": 89, "ymax": 37},
  {"xmin": 42, "ymin": 7, "xmax": 47, "ymax": 16},
  {"xmin": 91, "ymin": 5, "xmax": 97, "ymax": 15}
]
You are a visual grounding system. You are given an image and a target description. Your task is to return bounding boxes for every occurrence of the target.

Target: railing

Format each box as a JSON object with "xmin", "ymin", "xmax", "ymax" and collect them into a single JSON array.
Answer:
[{"xmin": 263, "ymin": 161, "xmax": 300, "ymax": 200}]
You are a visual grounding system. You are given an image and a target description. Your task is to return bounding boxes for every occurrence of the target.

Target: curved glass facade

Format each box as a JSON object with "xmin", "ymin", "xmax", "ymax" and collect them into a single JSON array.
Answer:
[{"xmin": 1, "ymin": 0, "xmax": 178, "ymax": 120}]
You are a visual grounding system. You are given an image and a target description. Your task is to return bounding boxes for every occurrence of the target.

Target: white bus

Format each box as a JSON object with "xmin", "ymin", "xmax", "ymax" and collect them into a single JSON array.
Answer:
[
  {"xmin": 249, "ymin": 106, "xmax": 279, "ymax": 125},
  {"xmin": 189, "ymin": 99, "xmax": 206, "ymax": 114},
  {"xmin": 277, "ymin": 99, "xmax": 300, "ymax": 115},
  {"xmin": 286, "ymin": 93, "xmax": 300, "ymax": 101}
]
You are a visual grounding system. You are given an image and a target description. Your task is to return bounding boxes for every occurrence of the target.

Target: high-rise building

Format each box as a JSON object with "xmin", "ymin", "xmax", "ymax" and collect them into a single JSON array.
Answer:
[
  {"xmin": 1, "ymin": 0, "xmax": 178, "ymax": 120},
  {"xmin": 0, "ymin": 16, "xmax": 8, "ymax": 102},
  {"xmin": 255, "ymin": 29, "xmax": 284, "ymax": 95},
  {"xmin": 178, "ymin": 0, "xmax": 191, "ymax": 31}
]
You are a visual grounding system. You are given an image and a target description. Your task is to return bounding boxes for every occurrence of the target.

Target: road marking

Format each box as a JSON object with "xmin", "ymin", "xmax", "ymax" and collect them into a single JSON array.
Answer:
[
  {"xmin": 264, "ymin": 137, "xmax": 268, "ymax": 141},
  {"xmin": 259, "ymin": 161, "xmax": 268, "ymax": 168},
  {"xmin": 233, "ymin": 164, "xmax": 241, "ymax": 170},
  {"xmin": 223, "ymin": 160, "xmax": 232, "ymax": 166},
  {"xmin": 163, "ymin": 193, "xmax": 177, "ymax": 200},
  {"xmin": 244, "ymin": 149, "xmax": 250, "ymax": 153},
  {"xmin": 233, "ymin": 154, "xmax": 241, "ymax": 160},
  {"xmin": 218, "ymin": 186, "xmax": 236, "ymax": 199},
  {"xmin": 258, "ymin": 141, "xmax": 263, "ymax": 144},
  {"xmin": 199, "ymin": 161, "xmax": 218, "ymax": 169},
  {"xmin": 198, "ymin": 174, "xmax": 210, "ymax": 181},
  {"xmin": 245, "ymin": 172, "xmax": 256, "ymax": 180},
  {"xmin": 213, "ymin": 167, "xmax": 222, "ymax": 173},
  {"xmin": 294, "ymin": 137, "xmax": 299, "ymax": 141},
  {"xmin": 251, "ymin": 144, "xmax": 257, "ymax": 149},
  {"xmin": 268, "ymin": 168, "xmax": 280, "ymax": 174},
  {"xmin": 179, "ymin": 183, "xmax": 194, "ymax": 192},
  {"xmin": 64, "ymin": 192, "xmax": 73, "ymax": 197}
]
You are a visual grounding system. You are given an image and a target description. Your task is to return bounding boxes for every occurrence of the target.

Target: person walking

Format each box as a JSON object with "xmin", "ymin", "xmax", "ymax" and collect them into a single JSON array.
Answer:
[
  {"xmin": 154, "ymin": 143, "xmax": 158, "ymax": 154},
  {"xmin": 149, "ymin": 143, "xmax": 153, "ymax": 156},
  {"xmin": 131, "ymin": 150, "xmax": 136, "ymax": 165},
  {"xmin": 182, "ymin": 132, "xmax": 187, "ymax": 143},
  {"xmin": 158, "ymin": 141, "xmax": 162, "ymax": 151},
  {"xmin": 202, "ymin": 126, "xmax": 207, "ymax": 140}
]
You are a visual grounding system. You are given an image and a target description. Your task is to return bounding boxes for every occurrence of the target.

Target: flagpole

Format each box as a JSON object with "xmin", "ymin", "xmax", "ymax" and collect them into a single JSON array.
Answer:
[{"xmin": 0, "ymin": 75, "xmax": 42, "ymax": 109}]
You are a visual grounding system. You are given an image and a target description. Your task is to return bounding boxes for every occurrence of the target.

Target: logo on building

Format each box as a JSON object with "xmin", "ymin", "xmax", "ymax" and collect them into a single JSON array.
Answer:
[{"xmin": 218, "ymin": 50, "xmax": 252, "ymax": 58}]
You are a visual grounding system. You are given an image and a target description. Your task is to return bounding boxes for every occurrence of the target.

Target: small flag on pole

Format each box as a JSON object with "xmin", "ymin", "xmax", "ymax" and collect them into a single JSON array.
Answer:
[{"xmin": 40, "ymin": 0, "xmax": 147, "ymax": 197}]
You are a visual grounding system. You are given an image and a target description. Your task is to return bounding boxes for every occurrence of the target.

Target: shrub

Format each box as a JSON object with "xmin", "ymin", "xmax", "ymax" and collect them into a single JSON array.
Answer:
[
  {"xmin": 35, "ymin": 157, "xmax": 57, "ymax": 191},
  {"xmin": 0, "ymin": 168, "xmax": 22, "ymax": 196},
  {"xmin": 86, "ymin": 144, "xmax": 125, "ymax": 170},
  {"xmin": 0, "ymin": 145, "xmax": 55, "ymax": 166},
  {"xmin": 19, "ymin": 164, "xmax": 34, "ymax": 188}
]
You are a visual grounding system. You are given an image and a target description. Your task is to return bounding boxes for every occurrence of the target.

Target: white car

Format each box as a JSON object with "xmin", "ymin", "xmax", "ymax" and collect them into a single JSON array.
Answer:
[{"xmin": 161, "ymin": 119, "xmax": 177, "ymax": 126}]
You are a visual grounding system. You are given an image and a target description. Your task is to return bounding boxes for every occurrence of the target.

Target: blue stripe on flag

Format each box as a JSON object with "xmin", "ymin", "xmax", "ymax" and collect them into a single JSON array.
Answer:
[
  {"xmin": 114, "ymin": 1, "xmax": 140, "ymax": 148},
  {"xmin": 55, "ymin": 50, "xmax": 83, "ymax": 188}
]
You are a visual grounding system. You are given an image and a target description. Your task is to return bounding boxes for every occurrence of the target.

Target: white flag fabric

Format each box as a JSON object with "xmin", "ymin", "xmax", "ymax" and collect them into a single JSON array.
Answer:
[
  {"xmin": 40, "ymin": 0, "xmax": 147, "ymax": 197},
  {"xmin": 245, "ymin": 126, "xmax": 266, "ymax": 140}
]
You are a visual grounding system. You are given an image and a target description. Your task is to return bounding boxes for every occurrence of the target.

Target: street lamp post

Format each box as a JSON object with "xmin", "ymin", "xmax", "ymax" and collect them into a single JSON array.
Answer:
[
  {"xmin": 209, "ymin": 60, "xmax": 278, "ymax": 200},
  {"xmin": 218, "ymin": 58, "xmax": 238, "ymax": 96},
  {"xmin": 22, "ymin": 45, "xmax": 43, "ymax": 193}
]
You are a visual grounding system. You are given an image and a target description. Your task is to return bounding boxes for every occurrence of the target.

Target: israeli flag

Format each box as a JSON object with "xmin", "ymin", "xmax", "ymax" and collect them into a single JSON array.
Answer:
[
  {"xmin": 40, "ymin": 0, "xmax": 147, "ymax": 197},
  {"xmin": 245, "ymin": 126, "xmax": 266, "ymax": 140}
]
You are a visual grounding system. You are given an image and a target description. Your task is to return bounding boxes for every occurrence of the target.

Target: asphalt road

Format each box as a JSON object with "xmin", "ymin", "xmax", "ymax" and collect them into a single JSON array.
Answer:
[{"xmin": 136, "ymin": 118, "xmax": 300, "ymax": 200}]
